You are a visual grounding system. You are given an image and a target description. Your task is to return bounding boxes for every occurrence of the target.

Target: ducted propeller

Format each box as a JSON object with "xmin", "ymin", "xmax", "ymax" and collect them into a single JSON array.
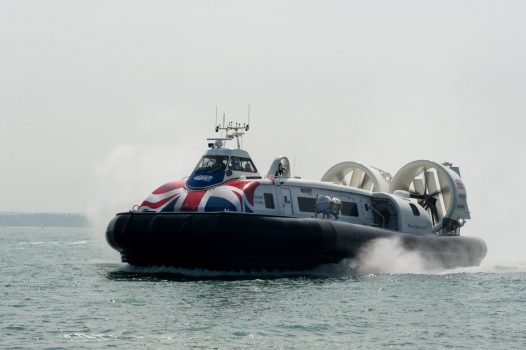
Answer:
[
  {"xmin": 390, "ymin": 160, "xmax": 470, "ymax": 235},
  {"xmin": 321, "ymin": 161, "xmax": 391, "ymax": 192},
  {"xmin": 405, "ymin": 168, "xmax": 449, "ymax": 226}
]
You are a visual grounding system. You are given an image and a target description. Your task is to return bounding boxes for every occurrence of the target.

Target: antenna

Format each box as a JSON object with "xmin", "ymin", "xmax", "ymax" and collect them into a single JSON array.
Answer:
[
  {"xmin": 246, "ymin": 104, "xmax": 251, "ymax": 131},
  {"xmin": 215, "ymin": 106, "xmax": 218, "ymax": 132},
  {"xmin": 209, "ymin": 107, "xmax": 252, "ymax": 149}
]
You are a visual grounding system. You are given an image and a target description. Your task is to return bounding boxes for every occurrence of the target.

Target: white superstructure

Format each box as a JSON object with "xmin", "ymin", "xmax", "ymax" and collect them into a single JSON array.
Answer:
[{"xmin": 140, "ymin": 120, "xmax": 471, "ymax": 236}]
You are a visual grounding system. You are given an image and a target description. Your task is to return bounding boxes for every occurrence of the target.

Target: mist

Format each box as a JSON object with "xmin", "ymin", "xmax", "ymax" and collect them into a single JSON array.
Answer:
[
  {"xmin": 2, "ymin": 1, "xmax": 525, "ymax": 267},
  {"xmin": 85, "ymin": 143, "xmax": 198, "ymax": 252}
]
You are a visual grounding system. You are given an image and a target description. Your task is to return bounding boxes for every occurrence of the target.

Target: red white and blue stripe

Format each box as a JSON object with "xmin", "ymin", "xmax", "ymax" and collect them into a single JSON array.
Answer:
[{"xmin": 139, "ymin": 179, "xmax": 262, "ymax": 213}]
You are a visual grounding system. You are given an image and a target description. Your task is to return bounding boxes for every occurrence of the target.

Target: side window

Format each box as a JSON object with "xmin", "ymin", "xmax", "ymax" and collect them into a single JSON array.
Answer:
[
  {"xmin": 240, "ymin": 158, "xmax": 257, "ymax": 173},
  {"xmin": 264, "ymin": 193, "xmax": 275, "ymax": 209},
  {"xmin": 341, "ymin": 201, "xmax": 359, "ymax": 217},
  {"xmin": 409, "ymin": 203, "xmax": 420, "ymax": 216},
  {"xmin": 228, "ymin": 157, "xmax": 257, "ymax": 172},
  {"xmin": 228, "ymin": 157, "xmax": 243, "ymax": 171},
  {"xmin": 298, "ymin": 197, "xmax": 316, "ymax": 212}
]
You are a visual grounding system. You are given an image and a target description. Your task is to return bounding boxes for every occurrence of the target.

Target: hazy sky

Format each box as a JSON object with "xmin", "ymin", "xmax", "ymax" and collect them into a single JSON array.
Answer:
[{"xmin": 2, "ymin": 1, "xmax": 525, "ymax": 259}]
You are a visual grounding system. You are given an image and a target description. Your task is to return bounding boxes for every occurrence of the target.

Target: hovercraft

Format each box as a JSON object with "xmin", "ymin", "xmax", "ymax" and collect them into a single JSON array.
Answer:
[{"xmin": 106, "ymin": 120, "xmax": 487, "ymax": 270}]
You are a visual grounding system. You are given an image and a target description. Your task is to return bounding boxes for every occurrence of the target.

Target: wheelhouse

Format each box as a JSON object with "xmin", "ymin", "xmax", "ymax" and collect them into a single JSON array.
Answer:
[{"xmin": 186, "ymin": 148, "xmax": 262, "ymax": 190}]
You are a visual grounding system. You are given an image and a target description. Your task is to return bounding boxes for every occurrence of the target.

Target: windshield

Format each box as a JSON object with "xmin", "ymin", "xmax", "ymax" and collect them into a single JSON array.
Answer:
[{"xmin": 194, "ymin": 156, "xmax": 228, "ymax": 172}]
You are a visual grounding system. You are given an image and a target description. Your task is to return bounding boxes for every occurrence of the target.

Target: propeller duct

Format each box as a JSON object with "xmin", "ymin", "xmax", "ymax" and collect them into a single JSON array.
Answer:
[
  {"xmin": 390, "ymin": 160, "xmax": 470, "ymax": 235},
  {"xmin": 321, "ymin": 161, "xmax": 391, "ymax": 192}
]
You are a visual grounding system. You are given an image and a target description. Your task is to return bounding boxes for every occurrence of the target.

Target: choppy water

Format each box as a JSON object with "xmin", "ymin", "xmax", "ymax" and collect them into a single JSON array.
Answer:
[{"xmin": 1, "ymin": 227, "xmax": 525, "ymax": 349}]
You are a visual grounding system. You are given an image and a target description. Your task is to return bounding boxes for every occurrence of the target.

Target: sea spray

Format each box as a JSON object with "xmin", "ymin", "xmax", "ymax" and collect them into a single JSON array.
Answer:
[
  {"xmin": 354, "ymin": 237, "xmax": 445, "ymax": 275},
  {"xmin": 86, "ymin": 144, "xmax": 199, "ymax": 249}
]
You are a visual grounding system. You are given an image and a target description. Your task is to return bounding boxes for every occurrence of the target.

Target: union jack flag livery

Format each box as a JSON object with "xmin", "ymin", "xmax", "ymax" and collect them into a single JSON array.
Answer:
[{"xmin": 140, "ymin": 179, "xmax": 263, "ymax": 213}]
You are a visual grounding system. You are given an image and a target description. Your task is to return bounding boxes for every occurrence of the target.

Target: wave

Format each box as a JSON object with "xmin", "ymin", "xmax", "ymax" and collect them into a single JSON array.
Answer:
[
  {"xmin": 107, "ymin": 264, "xmax": 330, "ymax": 281},
  {"xmin": 102, "ymin": 260, "xmax": 526, "ymax": 281},
  {"xmin": 17, "ymin": 241, "xmax": 59, "ymax": 245},
  {"xmin": 66, "ymin": 240, "xmax": 96, "ymax": 245},
  {"xmin": 102, "ymin": 258, "xmax": 433, "ymax": 281},
  {"xmin": 439, "ymin": 262, "xmax": 526, "ymax": 275},
  {"xmin": 97, "ymin": 236, "xmax": 526, "ymax": 280},
  {"xmin": 17, "ymin": 240, "xmax": 95, "ymax": 246},
  {"xmin": 63, "ymin": 333, "xmax": 117, "ymax": 340}
]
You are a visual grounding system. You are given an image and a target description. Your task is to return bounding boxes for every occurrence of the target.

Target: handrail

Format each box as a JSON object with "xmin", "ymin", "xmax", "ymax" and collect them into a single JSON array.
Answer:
[{"xmin": 371, "ymin": 206, "xmax": 385, "ymax": 229}]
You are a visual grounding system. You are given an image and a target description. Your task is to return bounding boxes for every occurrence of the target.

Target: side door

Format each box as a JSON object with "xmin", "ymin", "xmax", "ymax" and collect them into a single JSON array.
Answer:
[
  {"xmin": 360, "ymin": 197, "xmax": 374, "ymax": 224},
  {"xmin": 279, "ymin": 188, "xmax": 293, "ymax": 216}
]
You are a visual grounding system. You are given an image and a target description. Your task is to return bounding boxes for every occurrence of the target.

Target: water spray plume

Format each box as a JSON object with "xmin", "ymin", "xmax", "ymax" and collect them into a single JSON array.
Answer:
[
  {"xmin": 86, "ymin": 144, "xmax": 198, "ymax": 249},
  {"xmin": 354, "ymin": 238, "xmax": 443, "ymax": 275}
]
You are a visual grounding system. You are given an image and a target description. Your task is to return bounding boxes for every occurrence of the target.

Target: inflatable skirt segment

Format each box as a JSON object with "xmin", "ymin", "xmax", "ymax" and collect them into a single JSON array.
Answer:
[{"xmin": 106, "ymin": 212, "xmax": 487, "ymax": 271}]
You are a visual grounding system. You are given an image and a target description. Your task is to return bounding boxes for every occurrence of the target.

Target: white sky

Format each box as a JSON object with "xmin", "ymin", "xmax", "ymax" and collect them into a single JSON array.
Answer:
[{"xmin": 1, "ymin": 1, "xmax": 525, "ymax": 260}]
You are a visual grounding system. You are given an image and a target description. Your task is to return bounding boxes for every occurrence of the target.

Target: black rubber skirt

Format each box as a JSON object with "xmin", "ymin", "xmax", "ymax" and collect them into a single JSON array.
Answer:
[{"xmin": 106, "ymin": 212, "xmax": 487, "ymax": 270}]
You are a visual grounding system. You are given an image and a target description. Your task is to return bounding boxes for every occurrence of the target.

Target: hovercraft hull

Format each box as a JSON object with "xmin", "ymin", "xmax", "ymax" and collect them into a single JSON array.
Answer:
[{"xmin": 106, "ymin": 212, "xmax": 487, "ymax": 271}]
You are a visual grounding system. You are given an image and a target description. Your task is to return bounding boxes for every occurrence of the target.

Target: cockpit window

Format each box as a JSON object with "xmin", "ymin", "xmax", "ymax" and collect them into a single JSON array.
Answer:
[
  {"xmin": 228, "ymin": 157, "xmax": 257, "ymax": 173},
  {"xmin": 195, "ymin": 156, "xmax": 228, "ymax": 172}
]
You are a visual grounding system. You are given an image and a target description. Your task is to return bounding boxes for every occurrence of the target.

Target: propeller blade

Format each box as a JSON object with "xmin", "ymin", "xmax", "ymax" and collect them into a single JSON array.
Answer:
[
  {"xmin": 436, "ymin": 188, "xmax": 447, "ymax": 220},
  {"xmin": 349, "ymin": 169, "xmax": 365, "ymax": 188},
  {"xmin": 335, "ymin": 171, "xmax": 346, "ymax": 185},
  {"xmin": 413, "ymin": 178, "xmax": 425, "ymax": 195},
  {"xmin": 425, "ymin": 170, "xmax": 445, "ymax": 220},
  {"xmin": 408, "ymin": 192, "xmax": 426, "ymax": 200},
  {"xmin": 423, "ymin": 169, "xmax": 429, "ymax": 195},
  {"xmin": 362, "ymin": 175, "xmax": 374, "ymax": 191},
  {"xmin": 430, "ymin": 204, "xmax": 439, "ymax": 226}
]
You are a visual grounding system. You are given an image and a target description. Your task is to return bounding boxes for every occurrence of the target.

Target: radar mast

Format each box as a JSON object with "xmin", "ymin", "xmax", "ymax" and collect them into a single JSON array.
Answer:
[{"xmin": 208, "ymin": 108, "xmax": 250, "ymax": 149}]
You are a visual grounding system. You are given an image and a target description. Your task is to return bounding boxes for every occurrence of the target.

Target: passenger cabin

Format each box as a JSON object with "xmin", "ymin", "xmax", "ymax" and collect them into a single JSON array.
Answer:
[{"xmin": 243, "ymin": 178, "xmax": 434, "ymax": 235}]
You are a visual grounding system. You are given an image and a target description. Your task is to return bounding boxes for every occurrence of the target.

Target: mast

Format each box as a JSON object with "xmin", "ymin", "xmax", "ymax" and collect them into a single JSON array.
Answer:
[{"xmin": 209, "ymin": 115, "xmax": 250, "ymax": 150}]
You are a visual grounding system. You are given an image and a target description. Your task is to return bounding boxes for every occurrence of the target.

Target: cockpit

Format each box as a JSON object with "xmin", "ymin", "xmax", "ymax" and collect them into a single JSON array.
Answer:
[
  {"xmin": 186, "ymin": 151, "xmax": 261, "ymax": 189},
  {"xmin": 193, "ymin": 155, "xmax": 257, "ymax": 174},
  {"xmin": 227, "ymin": 157, "xmax": 257, "ymax": 173}
]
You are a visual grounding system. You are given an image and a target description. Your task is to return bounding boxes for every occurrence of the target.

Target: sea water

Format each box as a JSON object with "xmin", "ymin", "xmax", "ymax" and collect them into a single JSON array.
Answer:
[{"xmin": 1, "ymin": 227, "xmax": 525, "ymax": 349}]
